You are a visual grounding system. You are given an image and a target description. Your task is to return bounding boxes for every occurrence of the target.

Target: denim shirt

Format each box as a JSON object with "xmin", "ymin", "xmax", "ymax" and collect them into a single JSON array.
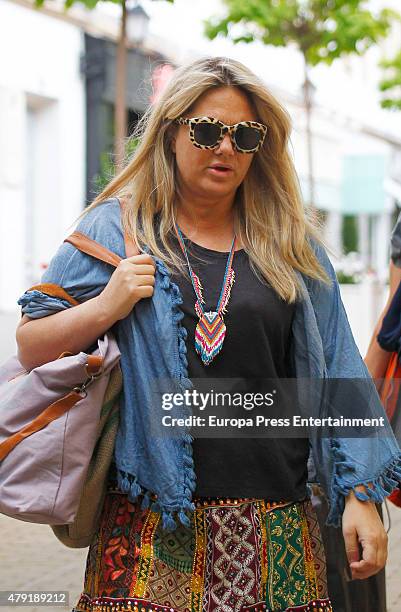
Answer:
[{"xmin": 18, "ymin": 198, "xmax": 401, "ymax": 530}]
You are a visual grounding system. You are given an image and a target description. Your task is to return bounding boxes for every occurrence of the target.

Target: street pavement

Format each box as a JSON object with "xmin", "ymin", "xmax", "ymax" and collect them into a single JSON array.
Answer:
[
  {"xmin": 0, "ymin": 516, "xmax": 87, "ymax": 611},
  {"xmin": 0, "ymin": 310, "xmax": 400, "ymax": 611}
]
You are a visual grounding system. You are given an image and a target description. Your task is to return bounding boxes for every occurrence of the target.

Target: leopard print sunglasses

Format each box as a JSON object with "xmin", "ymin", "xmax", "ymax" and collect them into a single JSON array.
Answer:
[{"xmin": 174, "ymin": 116, "xmax": 267, "ymax": 153}]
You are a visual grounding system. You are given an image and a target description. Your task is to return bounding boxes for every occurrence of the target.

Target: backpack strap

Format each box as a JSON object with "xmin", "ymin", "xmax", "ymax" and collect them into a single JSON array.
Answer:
[
  {"xmin": 63, "ymin": 196, "xmax": 140, "ymax": 266},
  {"xmin": 64, "ymin": 232, "xmax": 122, "ymax": 268},
  {"xmin": 20, "ymin": 199, "xmax": 142, "ymax": 322}
]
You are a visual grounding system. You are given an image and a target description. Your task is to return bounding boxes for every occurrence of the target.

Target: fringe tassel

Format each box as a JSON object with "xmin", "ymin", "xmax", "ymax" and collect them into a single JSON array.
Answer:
[
  {"xmin": 116, "ymin": 470, "xmax": 144, "ymax": 503},
  {"xmin": 114, "ymin": 255, "xmax": 198, "ymax": 532},
  {"xmin": 140, "ymin": 491, "xmax": 151, "ymax": 510},
  {"xmin": 327, "ymin": 442, "xmax": 401, "ymax": 526},
  {"xmin": 154, "ymin": 257, "xmax": 197, "ymax": 530},
  {"xmin": 150, "ymin": 500, "xmax": 161, "ymax": 513},
  {"xmin": 161, "ymin": 510, "xmax": 177, "ymax": 531}
]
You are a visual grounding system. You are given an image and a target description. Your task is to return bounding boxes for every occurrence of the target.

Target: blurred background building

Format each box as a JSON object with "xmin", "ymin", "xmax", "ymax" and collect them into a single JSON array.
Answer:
[
  {"xmin": 1, "ymin": 0, "xmax": 401, "ymax": 355},
  {"xmin": 1, "ymin": 4, "xmax": 401, "ymax": 609},
  {"xmin": 0, "ymin": 0, "xmax": 170, "ymax": 312}
]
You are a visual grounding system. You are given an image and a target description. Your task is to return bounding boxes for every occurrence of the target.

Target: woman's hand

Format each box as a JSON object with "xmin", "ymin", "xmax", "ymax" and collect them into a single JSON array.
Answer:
[
  {"xmin": 342, "ymin": 489, "xmax": 388, "ymax": 580},
  {"xmin": 95, "ymin": 253, "xmax": 156, "ymax": 322}
]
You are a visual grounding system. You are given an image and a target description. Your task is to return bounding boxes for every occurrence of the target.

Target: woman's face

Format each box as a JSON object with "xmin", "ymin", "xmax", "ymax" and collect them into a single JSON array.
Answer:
[{"xmin": 172, "ymin": 86, "xmax": 257, "ymax": 203}]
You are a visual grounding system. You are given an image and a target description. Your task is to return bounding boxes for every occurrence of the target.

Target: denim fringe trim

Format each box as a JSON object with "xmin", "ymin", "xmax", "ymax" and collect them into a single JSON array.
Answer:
[
  {"xmin": 327, "ymin": 441, "xmax": 401, "ymax": 526},
  {"xmin": 115, "ymin": 466, "xmax": 196, "ymax": 532},
  {"xmin": 115, "ymin": 251, "xmax": 196, "ymax": 532}
]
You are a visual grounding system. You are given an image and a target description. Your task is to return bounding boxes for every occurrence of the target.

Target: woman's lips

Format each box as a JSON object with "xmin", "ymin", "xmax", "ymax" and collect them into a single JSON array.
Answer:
[{"xmin": 207, "ymin": 165, "xmax": 234, "ymax": 176}]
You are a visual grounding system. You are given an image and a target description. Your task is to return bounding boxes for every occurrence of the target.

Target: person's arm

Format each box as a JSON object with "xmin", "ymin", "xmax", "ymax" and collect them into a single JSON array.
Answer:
[
  {"xmin": 15, "ymin": 199, "xmax": 155, "ymax": 372},
  {"xmin": 16, "ymin": 253, "xmax": 155, "ymax": 372},
  {"xmin": 16, "ymin": 298, "xmax": 114, "ymax": 371},
  {"xmin": 307, "ymin": 241, "xmax": 400, "ymax": 580},
  {"xmin": 364, "ymin": 260, "xmax": 401, "ymax": 386}
]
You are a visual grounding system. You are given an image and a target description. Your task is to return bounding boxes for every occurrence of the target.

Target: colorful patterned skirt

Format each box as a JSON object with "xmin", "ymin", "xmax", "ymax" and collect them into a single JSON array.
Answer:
[{"xmin": 73, "ymin": 482, "xmax": 332, "ymax": 612}]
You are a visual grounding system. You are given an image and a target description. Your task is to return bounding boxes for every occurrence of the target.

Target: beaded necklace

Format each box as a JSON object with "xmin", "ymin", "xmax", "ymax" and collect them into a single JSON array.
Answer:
[{"xmin": 173, "ymin": 222, "xmax": 236, "ymax": 366}]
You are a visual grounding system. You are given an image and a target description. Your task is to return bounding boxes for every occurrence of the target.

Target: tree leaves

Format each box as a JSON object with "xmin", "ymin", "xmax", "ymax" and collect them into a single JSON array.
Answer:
[
  {"xmin": 35, "ymin": 0, "xmax": 174, "ymax": 9},
  {"xmin": 379, "ymin": 48, "xmax": 401, "ymax": 110},
  {"xmin": 204, "ymin": 0, "xmax": 398, "ymax": 67}
]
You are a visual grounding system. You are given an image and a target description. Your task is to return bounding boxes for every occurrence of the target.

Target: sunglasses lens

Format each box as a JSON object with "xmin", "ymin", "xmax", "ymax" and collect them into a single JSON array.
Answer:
[
  {"xmin": 235, "ymin": 126, "xmax": 262, "ymax": 151},
  {"xmin": 193, "ymin": 122, "xmax": 221, "ymax": 147}
]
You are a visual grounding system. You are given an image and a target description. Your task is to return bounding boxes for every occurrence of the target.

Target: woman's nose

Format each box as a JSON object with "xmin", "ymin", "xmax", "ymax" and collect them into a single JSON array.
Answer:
[{"xmin": 214, "ymin": 132, "xmax": 235, "ymax": 155}]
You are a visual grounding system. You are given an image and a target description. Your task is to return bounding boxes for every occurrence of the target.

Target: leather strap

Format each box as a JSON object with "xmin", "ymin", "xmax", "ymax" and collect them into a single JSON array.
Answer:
[
  {"xmin": 380, "ymin": 351, "xmax": 398, "ymax": 405},
  {"xmin": 64, "ymin": 232, "xmax": 122, "ymax": 268},
  {"xmin": 1, "ymin": 354, "xmax": 104, "ymax": 458},
  {"xmin": 58, "ymin": 351, "xmax": 74, "ymax": 359},
  {"xmin": 56, "ymin": 352, "xmax": 102, "ymax": 376},
  {"xmin": 85, "ymin": 355, "xmax": 103, "ymax": 376},
  {"xmin": 63, "ymin": 197, "xmax": 140, "ymax": 265},
  {"xmin": 26, "ymin": 283, "xmax": 80, "ymax": 306},
  {"xmin": 0, "ymin": 390, "xmax": 85, "ymax": 462},
  {"xmin": 7, "ymin": 199, "xmax": 137, "ymax": 459},
  {"xmin": 380, "ymin": 351, "xmax": 400, "ymax": 422}
]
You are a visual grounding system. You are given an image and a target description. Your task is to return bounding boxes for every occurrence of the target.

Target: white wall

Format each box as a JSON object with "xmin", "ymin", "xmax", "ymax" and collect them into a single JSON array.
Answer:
[
  {"xmin": 340, "ymin": 280, "xmax": 388, "ymax": 357},
  {"xmin": 0, "ymin": 1, "xmax": 85, "ymax": 311}
]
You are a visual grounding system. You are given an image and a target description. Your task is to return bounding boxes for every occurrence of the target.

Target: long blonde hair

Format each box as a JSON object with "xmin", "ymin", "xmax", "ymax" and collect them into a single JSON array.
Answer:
[{"xmin": 77, "ymin": 56, "xmax": 330, "ymax": 302}]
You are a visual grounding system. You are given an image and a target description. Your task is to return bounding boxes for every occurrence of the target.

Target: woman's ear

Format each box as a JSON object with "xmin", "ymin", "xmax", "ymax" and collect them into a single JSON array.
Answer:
[{"xmin": 171, "ymin": 137, "xmax": 176, "ymax": 154}]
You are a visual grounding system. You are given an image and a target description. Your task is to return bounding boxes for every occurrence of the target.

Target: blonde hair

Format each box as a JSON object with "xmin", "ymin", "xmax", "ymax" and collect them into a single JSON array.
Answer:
[{"xmin": 77, "ymin": 56, "xmax": 330, "ymax": 302}]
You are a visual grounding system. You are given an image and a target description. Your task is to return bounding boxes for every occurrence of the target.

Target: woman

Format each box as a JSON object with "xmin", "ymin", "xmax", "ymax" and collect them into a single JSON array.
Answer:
[{"xmin": 16, "ymin": 57, "xmax": 400, "ymax": 612}]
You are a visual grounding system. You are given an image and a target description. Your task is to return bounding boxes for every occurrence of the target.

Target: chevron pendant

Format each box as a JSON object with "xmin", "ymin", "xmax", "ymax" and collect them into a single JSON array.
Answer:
[
  {"xmin": 173, "ymin": 222, "xmax": 237, "ymax": 366},
  {"xmin": 195, "ymin": 310, "xmax": 226, "ymax": 366}
]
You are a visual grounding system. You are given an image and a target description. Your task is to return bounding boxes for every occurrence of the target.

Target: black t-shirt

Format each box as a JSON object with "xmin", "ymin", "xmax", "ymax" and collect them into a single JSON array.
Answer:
[{"xmin": 165, "ymin": 230, "xmax": 309, "ymax": 501}]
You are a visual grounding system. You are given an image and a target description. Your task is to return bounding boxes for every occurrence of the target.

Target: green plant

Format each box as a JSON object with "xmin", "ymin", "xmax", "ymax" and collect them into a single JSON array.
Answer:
[
  {"xmin": 379, "ymin": 48, "xmax": 401, "ymax": 110},
  {"xmin": 336, "ymin": 271, "xmax": 358, "ymax": 284},
  {"xmin": 204, "ymin": 1, "xmax": 396, "ymax": 66},
  {"xmin": 342, "ymin": 215, "xmax": 358, "ymax": 254},
  {"xmin": 93, "ymin": 137, "xmax": 140, "ymax": 194}
]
